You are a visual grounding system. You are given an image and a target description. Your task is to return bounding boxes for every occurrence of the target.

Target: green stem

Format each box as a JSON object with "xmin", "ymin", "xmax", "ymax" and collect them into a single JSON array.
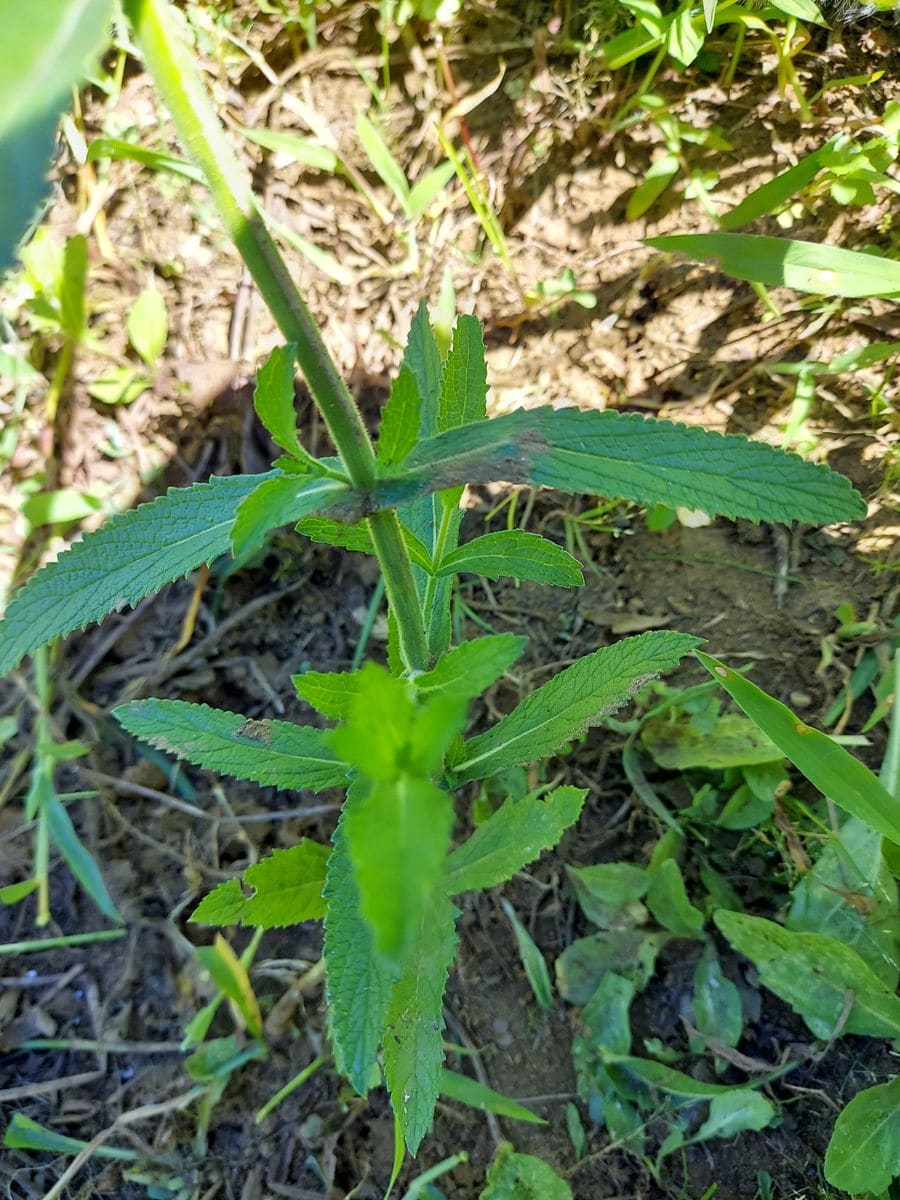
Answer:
[
  {"xmin": 122, "ymin": 0, "xmax": 429, "ymax": 672},
  {"xmin": 122, "ymin": 0, "xmax": 373, "ymax": 489},
  {"xmin": 368, "ymin": 511, "xmax": 430, "ymax": 671}
]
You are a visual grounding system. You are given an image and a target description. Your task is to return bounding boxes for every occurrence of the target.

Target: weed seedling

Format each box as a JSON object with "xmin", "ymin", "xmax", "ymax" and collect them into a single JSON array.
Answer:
[{"xmin": 0, "ymin": 0, "xmax": 872, "ymax": 1174}]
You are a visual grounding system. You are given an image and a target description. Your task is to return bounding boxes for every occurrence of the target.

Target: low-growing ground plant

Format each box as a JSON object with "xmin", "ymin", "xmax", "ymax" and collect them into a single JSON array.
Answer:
[{"xmin": 0, "ymin": 0, "xmax": 887, "ymax": 1186}]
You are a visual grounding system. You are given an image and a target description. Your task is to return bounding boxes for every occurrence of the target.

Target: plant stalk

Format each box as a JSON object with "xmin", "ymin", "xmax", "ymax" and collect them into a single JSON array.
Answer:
[{"xmin": 122, "ymin": 0, "xmax": 430, "ymax": 672}]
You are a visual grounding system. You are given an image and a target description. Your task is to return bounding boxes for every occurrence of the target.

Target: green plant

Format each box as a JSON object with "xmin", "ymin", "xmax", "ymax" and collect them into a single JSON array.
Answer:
[{"xmin": 0, "ymin": 0, "xmax": 869, "ymax": 1173}]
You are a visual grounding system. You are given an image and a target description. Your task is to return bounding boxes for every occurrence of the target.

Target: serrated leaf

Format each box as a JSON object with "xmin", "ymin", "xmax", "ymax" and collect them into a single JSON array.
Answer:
[
  {"xmin": 0, "ymin": 0, "xmax": 113, "ymax": 273},
  {"xmin": 383, "ymin": 889, "xmax": 458, "ymax": 1154},
  {"xmin": 480, "ymin": 1143, "xmax": 572, "ymax": 1200},
  {"xmin": 694, "ymin": 1090, "xmax": 776, "ymax": 1142},
  {"xmin": 191, "ymin": 841, "xmax": 329, "ymax": 928},
  {"xmin": 323, "ymin": 798, "xmax": 396, "ymax": 1094},
  {"xmin": 253, "ymin": 343, "xmax": 313, "ymax": 463},
  {"xmin": 293, "ymin": 669, "xmax": 362, "ymax": 720},
  {"xmin": 46, "ymin": 795, "xmax": 122, "ymax": 924},
  {"xmin": 346, "ymin": 775, "xmax": 454, "ymax": 962},
  {"xmin": 696, "ymin": 651, "xmax": 900, "ymax": 845},
  {"xmin": 195, "ymin": 934, "xmax": 263, "ymax": 1039},
  {"xmin": 438, "ymin": 314, "xmax": 487, "ymax": 432},
  {"xmin": 647, "ymin": 233, "xmax": 900, "ymax": 299},
  {"xmin": 438, "ymin": 531, "xmax": 583, "ymax": 587},
  {"xmin": 715, "ymin": 909, "xmax": 900, "ymax": 1038},
  {"xmin": 439, "ymin": 1069, "xmax": 545, "ymax": 1124},
  {"xmin": 446, "ymin": 786, "xmax": 586, "ymax": 893},
  {"xmin": 296, "ymin": 515, "xmax": 374, "ymax": 552},
  {"xmin": 0, "ymin": 472, "xmax": 273, "ymax": 678},
  {"xmin": 114, "ymin": 699, "xmax": 347, "ymax": 791},
  {"xmin": 403, "ymin": 301, "xmax": 443, "ymax": 434},
  {"xmin": 415, "ymin": 634, "xmax": 528, "ymax": 702},
  {"xmin": 127, "ymin": 287, "xmax": 168, "ymax": 365},
  {"xmin": 231, "ymin": 473, "xmax": 349, "ymax": 555},
  {"xmin": 450, "ymin": 631, "xmax": 701, "ymax": 783},
  {"xmin": 386, "ymin": 407, "xmax": 865, "ymax": 527},
  {"xmin": 825, "ymin": 1077, "xmax": 900, "ymax": 1194},
  {"xmin": 646, "ymin": 858, "xmax": 705, "ymax": 938},
  {"xmin": 377, "ymin": 366, "xmax": 421, "ymax": 466}
]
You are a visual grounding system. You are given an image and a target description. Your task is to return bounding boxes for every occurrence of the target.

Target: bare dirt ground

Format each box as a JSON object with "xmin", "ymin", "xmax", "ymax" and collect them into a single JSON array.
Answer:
[{"xmin": 2, "ymin": 4, "xmax": 900, "ymax": 1198}]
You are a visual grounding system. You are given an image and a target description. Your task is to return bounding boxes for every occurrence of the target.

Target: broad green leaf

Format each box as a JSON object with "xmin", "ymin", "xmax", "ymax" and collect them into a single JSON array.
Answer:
[
  {"xmin": 346, "ymin": 774, "xmax": 454, "ymax": 962},
  {"xmin": 824, "ymin": 1077, "xmax": 900, "ymax": 1195},
  {"xmin": 646, "ymin": 858, "xmax": 705, "ymax": 938},
  {"xmin": 295, "ymin": 515, "xmax": 374, "ymax": 552},
  {"xmin": 647, "ymin": 233, "xmax": 900, "ymax": 299},
  {"xmin": 696, "ymin": 651, "xmax": 900, "ymax": 845},
  {"xmin": 556, "ymin": 930, "xmax": 670, "ymax": 1004},
  {"xmin": 439, "ymin": 1069, "xmax": 545, "ymax": 1124},
  {"xmin": 626, "ymin": 153, "xmax": 679, "ymax": 221},
  {"xmin": 501, "ymin": 898, "xmax": 553, "ymax": 1009},
  {"xmin": 720, "ymin": 143, "xmax": 834, "ymax": 230},
  {"xmin": 415, "ymin": 634, "xmax": 527, "ymax": 702},
  {"xmin": 693, "ymin": 1090, "xmax": 776, "ymax": 1141},
  {"xmin": 715, "ymin": 910, "xmax": 900, "ymax": 1038},
  {"xmin": 787, "ymin": 818, "xmax": 899, "ymax": 987},
  {"xmin": 388, "ymin": 406, "xmax": 865, "ymax": 526},
  {"xmin": 114, "ymin": 699, "xmax": 347, "ymax": 791},
  {"xmin": 253, "ymin": 344, "xmax": 312, "ymax": 463},
  {"xmin": 0, "ymin": 472, "xmax": 273, "ymax": 678},
  {"xmin": 22, "ymin": 489, "xmax": 103, "ymax": 527},
  {"xmin": 293, "ymin": 669, "xmax": 362, "ymax": 720},
  {"xmin": 323, "ymin": 799, "xmax": 395, "ymax": 1094},
  {"xmin": 702, "ymin": 0, "xmax": 716, "ymax": 31},
  {"xmin": 640, "ymin": 711, "xmax": 782, "ymax": 769},
  {"xmin": 566, "ymin": 862, "xmax": 648, "ymax": 929},
  {"xmin": 766, "ymin": 0, "xmax": 826, "ymax": 21},
  {"xmin": 127, "ymin": 287, "xmax": 168, "ymax": 365},
  {"xmin": 666, "ymin": 1, "xmax": 703, "ymax": 67},
  {"xmin": 190, "ymin": 840, "xmax": 329, "ymax": 928},
  {"xmin": 383, "ymin": 890, "xmax": 458, "ymax": 1154},
  {"xmin": 437, "ymin": 531, "xmax": 583, "ymax": 587},
  {"xmin": 329, "ymin": 664, "xmax": 463, "ymax": 781},
  {"xmin": 692, "ymin": 944, "xmax": 743, "ymax": 1052},
  {"xmin": 445, "ymin": 786, "xmax": 586, "ymax": 893},
  {"xmin": 46, "ymin": 795, "xmax": 122, "ymax": 924},
  {"xmin": 438, "ymin": 314, "xmax": 487, "ymax": 432},
  {"xmin": 195, "ymin": 934, "xmax": 263, "ymax": 1039},
  {"xmin": 0, "ymin": 0, "xmax": 113, "ymax": 273},
  {"xmin": 231, "ymin": 474, "xmax": 349, "ymax": 555},
  {"xmin": 241, "ymin": 125, "xmax": 339, "ymax": 173},
  {"xmin": 480, "ymin": 1143, "xmax": 572, "ymax": 1200},
  {"xmin": 86, "ymin": 366, "xmax": 151, "ymax": 406},
  {"xmin": 377, "ymin": 366, "xmax": 421, "ymax": 466},
  {"xmin": 578, "ymin": 971, "xmax": 635, "ymax": 1058},
  {"xmin": 450, "ymin": 631, "xmax": 701, "ymax": 783}
]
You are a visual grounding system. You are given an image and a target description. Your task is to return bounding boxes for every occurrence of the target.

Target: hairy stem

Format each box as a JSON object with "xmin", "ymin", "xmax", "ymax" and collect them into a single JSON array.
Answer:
[{"xmin": 121, "ymin": 0, "xmax": 429, "ymax": 671}]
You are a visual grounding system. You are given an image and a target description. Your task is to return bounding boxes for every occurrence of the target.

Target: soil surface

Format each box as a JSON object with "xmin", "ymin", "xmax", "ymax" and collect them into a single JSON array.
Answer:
[{"xmin": 2, "ymin": 6, "xmax": 900, "ymax": 1199}]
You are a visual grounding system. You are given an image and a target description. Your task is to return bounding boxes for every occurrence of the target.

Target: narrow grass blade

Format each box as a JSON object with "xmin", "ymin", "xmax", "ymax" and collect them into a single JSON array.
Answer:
[
  {"xmin": 696, "ymin": 651, "xmax": 900, "ymax": 844},
  {"xmin": 647, "ymin": 233, "xmax": 900, "ymax": 298}
]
